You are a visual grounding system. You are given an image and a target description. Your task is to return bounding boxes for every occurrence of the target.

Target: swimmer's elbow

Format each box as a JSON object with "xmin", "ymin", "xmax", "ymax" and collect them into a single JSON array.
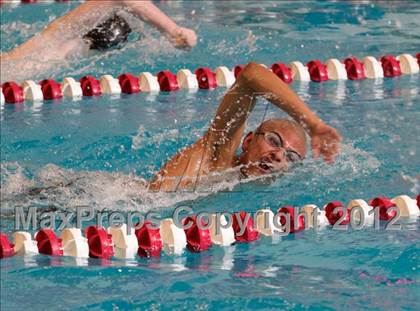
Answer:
[{"xmin": 238, "ymin": 61, "xmax": 264, "ymax": 85}]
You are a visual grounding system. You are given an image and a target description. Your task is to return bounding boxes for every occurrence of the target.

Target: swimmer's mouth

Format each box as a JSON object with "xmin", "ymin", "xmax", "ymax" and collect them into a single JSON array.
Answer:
[{"xmin": 258, "ymin": 162, "xmax": 275, "ymax": 173}]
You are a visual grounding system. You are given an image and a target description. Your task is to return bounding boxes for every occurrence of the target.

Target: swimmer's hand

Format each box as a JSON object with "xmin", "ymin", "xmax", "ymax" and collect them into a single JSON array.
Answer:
[
  {"xmin": 170, "ymin": 27, "xmax": 197, "ymax": 50},
  {"xmin": 309, "ymin": 122, "xmax": 342, "ymax": 163}
]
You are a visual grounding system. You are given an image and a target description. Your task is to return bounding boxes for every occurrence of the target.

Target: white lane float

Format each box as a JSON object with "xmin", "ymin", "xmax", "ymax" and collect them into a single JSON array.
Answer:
[
  {"xmin": 60, "ymin": 228, "xmax": 89, "ymax": 258},
  {"xmin": 61, "ymin": 77, "xmax": 83, "ymax": 98},
  {"xmin": 256, "ymin": 209, "xmax": 281, "ymax": 236},
  {"xmin": 362, "ymin": 56, "xmax": 384, "ymax": 78},
  {"xmin": 5, "ymin": 0, "xmax": 20, "ymax": 6},
  {"xmin": 391, "ymin": 195, "xmax": 420, "ymax": 217},
  {"xmin": 397, "ymin": 54, "xmax": 419, "ymax": 74},
  {"xmin": 108, "ymin": 224, "xmax": 138, "ymax": 259},
  {"xmin": 289, "ymin": 61, "xmax": 311, "ymax": 81},
  {"xmin": 347, "ymin": 199, "xmax": 375, "ymax": 225},
  {"xmin": 160, "ymin": 218, "xmax": 187, "ymax": 255},
  {"xmin": 176, "ymin": 69, "xmax": 198, "ymax": 90},
  {"xmin": 21, "ymin": 80, "xmax": 43, "ymax": 101},
  {"xmin": 0, "ymin": 87, "xmax": 5, "ymax": 106},
  {"xmin": 215, "ymin": 66, "xmax": 236, "ymax": 87},
  {"xmin": 301, "ymin": 204, "xmax": 329, "ymax": 228},
  {"xmin": 12, "ymin": 231, "xmax": 39, "ymax": 256},
  {"xmin": 100, "ymin": 75, "xmax": 122, "ymax": 95},
  {"xmin": 326, "ymin": 59, "xmax": 348, "ymax": 80},
  {"xmin": 209, "ymin": 214, "xmax": 235, "ymax": 246},
  {"xmin": 139, "ymin": 72, "xmax": 160, "ymax": 92}
]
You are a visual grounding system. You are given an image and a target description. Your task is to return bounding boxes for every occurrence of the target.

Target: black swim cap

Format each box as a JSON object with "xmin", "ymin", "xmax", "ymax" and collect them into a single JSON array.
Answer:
[{"xmin": 83, "ymin": 14, "xmax": 132, "ymax": 50}]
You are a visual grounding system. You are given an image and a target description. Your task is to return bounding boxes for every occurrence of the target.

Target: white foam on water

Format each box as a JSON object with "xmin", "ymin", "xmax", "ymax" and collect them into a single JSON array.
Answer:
[
  {"xmin": 0, "ymin": 142, "xmax": 382, "ymax": 214},
  {"xmin": 1, "ymin": 162, "xmax": 36, "ymax": 195}
]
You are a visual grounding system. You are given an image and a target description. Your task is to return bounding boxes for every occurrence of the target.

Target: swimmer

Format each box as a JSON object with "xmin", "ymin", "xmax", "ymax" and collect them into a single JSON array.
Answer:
[
  {"xmin": 0, "ymin": 0, "xmax": 197, "ymax": 81},
  {"xmin": 149, "ymin": 62, "xmax": 342, "ymax": 192}
]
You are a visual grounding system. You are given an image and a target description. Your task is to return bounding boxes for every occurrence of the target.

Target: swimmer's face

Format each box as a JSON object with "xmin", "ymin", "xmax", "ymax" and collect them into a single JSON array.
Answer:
[{"xmin": 239, "ymin": 119, "xmax": 307, "ymax": 176}]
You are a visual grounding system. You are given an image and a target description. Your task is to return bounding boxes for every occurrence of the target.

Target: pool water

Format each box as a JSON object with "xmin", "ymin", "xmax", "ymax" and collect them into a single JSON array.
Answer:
[{"xmin": 1, "ymin": 1, "xmax": 419, "ymax": 310}]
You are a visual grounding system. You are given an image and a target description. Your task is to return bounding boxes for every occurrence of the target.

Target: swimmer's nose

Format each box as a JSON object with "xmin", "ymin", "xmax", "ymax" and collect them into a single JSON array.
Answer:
[{"xmin": 264, "ymin": 150, "xmax": 286, "ymax": 167}]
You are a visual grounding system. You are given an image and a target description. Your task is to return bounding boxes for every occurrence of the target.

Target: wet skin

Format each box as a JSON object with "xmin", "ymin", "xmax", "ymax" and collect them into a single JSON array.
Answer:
[
  {"xmin": 149, "ymin": 62, "xmax": 342, "ymax": 192},
  {"xmin": 238, "ymin": 119, "xmax": 308, "ymax": 177}
]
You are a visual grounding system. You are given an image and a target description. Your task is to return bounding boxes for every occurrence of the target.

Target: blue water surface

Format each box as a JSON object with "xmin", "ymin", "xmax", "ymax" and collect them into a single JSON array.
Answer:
[{"xmin": 1, "ymin": 1, "xmax": 419, "ymax": 310}]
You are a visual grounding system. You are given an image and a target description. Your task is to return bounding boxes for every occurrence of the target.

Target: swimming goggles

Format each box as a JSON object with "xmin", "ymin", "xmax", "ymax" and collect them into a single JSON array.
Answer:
[{"xmin": 255, "ymin": 131, "xmax": 303, "ymax": 163}]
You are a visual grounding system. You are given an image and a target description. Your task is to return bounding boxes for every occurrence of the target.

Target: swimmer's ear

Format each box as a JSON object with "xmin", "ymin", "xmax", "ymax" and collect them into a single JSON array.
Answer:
[{"xmin": 242, "ymin": 132, "xmax": 254, "ymax": 152}]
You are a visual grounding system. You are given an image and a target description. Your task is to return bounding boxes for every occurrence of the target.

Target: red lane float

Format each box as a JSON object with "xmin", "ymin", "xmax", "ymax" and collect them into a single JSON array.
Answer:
[
  {"xmin": 232, "ymin": 211, "xmax": 259, "ymax": 242},
  {"xmin": 195, "ymin": 67, "xmax": 217, "ymax": 89},
  {"xmin": 80, "ymin": 76, "xmax": 102, "ymax": 96},
  {"xmin": 417, "ymin": 195, "xmax": 420, "ymax": 209},
  {"xmin": 2, "ymin": 82, "xmax": 24, "ymax": 104},
  {"xmin": 233, "ymin": 65, "xmax": 245, "ymax": 78},
  {"xmin": 183, "ymin": 216, "xmax": 212, "ymax": 252},
  {"xmin": 417, "ymin": 53, "xmax": 420, "ymax": 66},
  {"xmin": 369, "ymin": 196, "xmax": 397, "ymax": 221},
  {"xmin": 135, "ymin": 221, "xmax": 163, "ymax": 257},
  {"xmin": 0, "ymin": 233, "xmax": 15, "ymax": 259},
  {"xmin": 85, "ymin": 226, "xmax": 113, "ymax": 259},
  {"xmin": 324, "ymin": 201, "xmax": 350, "ymax": 225},
  {"xmin": 118, "ymin": 73, "xmax": 140, "ymax": 94},
  {"xmin": 39, "ymin": 79, "xmax": 63, "ymax": 100},
  {"xmin": 157, "ymin": 71, "xmax": 179, "ymax": 91},
  {"xmin": 271, "ymin": 63, "xmax": 293, "ymax": 84},
  {"xmin": 278, "ymin": 206, "xmax": 305, "ymax": 233},
  {"xmin": 35, "ymin": 228, "xmax": 63, "ymax": 256},
  {"xmin": 344, "ymin": 57, "xmax": 366, "ymax": 80},
  {"xmin": 306, "ymin": 60, "xmax": 329, "ymax": 82},
  {"xmin": 380, "ymin": 55, "xmax": 402, "ymax": 77}
]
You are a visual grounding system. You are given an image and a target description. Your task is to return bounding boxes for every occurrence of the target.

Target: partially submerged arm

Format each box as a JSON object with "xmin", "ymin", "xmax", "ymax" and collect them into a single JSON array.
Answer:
[
  {"xmin": 2, "ymin": 0, "xmax": 196, "ymax": 63},
  {"xmin": 121, "ymin": 0, "xmax": 197, "ymax": 48},
  {"xmin": 2, "ymin": 1, "xmax": 114, "ymax": 62}
]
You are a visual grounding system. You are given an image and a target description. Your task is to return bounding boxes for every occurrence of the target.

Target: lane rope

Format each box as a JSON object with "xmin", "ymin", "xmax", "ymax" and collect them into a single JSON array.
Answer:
[
  {"xmin": 1, "ymin": 53, "xmax": 419, "ymax": 105},
  {"xmin": 1, "ymin": 194, "xmax": 419, "ymax": 260}
]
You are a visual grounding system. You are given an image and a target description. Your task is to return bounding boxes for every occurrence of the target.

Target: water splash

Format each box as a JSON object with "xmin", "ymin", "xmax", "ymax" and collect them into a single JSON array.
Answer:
[{"xmin": 0, "ymin": 142, "xmax": 381, "ymax": 214}]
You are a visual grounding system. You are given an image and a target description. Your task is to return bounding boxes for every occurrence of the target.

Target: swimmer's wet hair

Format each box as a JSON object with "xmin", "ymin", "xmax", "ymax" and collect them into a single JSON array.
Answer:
[{"xmin": 83, "ymin": 14, "xmax": 132, "ymax": 51}]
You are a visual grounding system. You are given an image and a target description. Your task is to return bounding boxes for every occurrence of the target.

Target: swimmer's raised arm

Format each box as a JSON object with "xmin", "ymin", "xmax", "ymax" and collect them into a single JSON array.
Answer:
[
  {"xmin": 149, "ymin": 62, "xmax": 341, "ymax": 192},
  {"xmin": 207, "ymin": 62, "xmax": 342, "ymax": 164}
]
